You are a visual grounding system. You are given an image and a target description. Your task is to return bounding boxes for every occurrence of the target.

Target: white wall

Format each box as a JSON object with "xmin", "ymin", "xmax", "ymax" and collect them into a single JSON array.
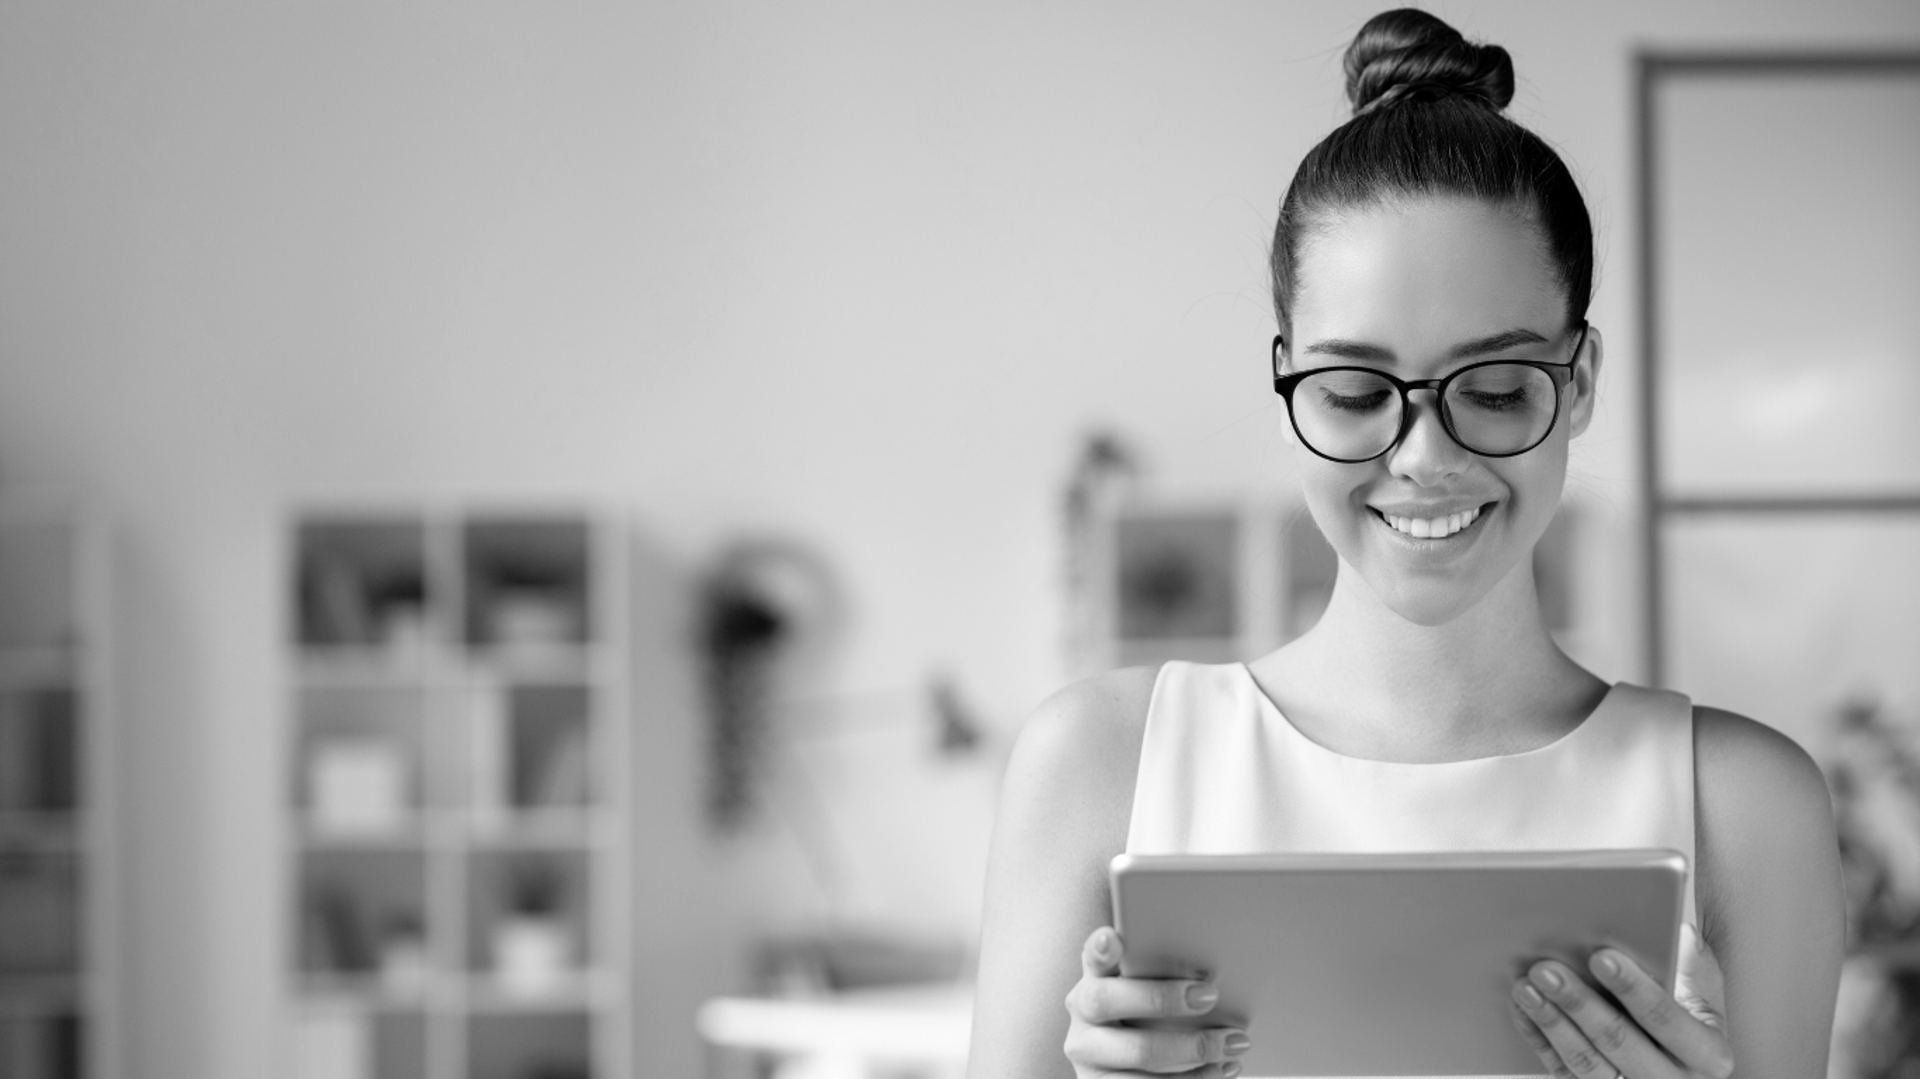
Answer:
[{"xmin": 3, "ymin": 3, "xmax": 1918, "ymax": 1077}]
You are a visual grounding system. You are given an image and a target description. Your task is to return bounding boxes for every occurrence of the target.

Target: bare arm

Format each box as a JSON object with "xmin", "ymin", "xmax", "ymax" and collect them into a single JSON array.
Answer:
[
  {"xmin": 1694, "ymin": 705, "xmax": 1845, "ymax": 1076},
  {"xmin": 967, "ymin": 668, "xmax": 1157, "ymax": 1078}
]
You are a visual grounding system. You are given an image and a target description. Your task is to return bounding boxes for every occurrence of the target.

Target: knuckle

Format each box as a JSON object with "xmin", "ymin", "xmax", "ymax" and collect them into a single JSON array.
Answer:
[
  {"xmin": 1637, "ymin": 991, "xmax": 1680, "ymax": 1030},
  {"xmin": 1590, "ymin": 1015, "xmax": 1631, "ymax": 1054},
  {"xmin": 1560, "ymin": 1044, "xmax": 1603, "ymax": 1074},
  {"xmin": 1117, "ymin": 1035, "xmax": 1156, "ymax": 1071},
  {"xmin": 1064, "ymin": 980, "xmax": 1092, "ymax": 1019},
  {"xmin": 1188, "ymin": 1029, "xmax": 1216, "ymax": 1064}
]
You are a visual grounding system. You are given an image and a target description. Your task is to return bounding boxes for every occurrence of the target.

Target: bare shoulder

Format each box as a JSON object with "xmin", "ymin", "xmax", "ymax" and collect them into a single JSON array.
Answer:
[
  {"xmin": 1692, "ymin": 704, "xmax": 1836, "ymax": 850},
  {"xmin": 998, "ymin": 664, "xmax": 1162, "ymax": 849}
]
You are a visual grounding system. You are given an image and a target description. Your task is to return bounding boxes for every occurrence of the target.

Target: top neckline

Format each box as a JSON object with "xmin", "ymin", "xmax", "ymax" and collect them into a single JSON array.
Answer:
[{"xmin": 1233, "ymin": 662, "xmax": 1620, "ymax": 769}]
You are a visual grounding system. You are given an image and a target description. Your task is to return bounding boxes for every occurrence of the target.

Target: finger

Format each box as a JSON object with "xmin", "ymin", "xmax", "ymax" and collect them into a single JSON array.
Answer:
[
  {"xmin": 1082, "ymin": 927, "xmax": 1124, "ymax": 979},
  {"xmin": 1527, "ymin": 960, "xmax": 1676, "ymax": 1077},
  {"xmin": 1509, "ymin": 1005, "xmax": 1575, "ymax": 1079},
  {"xmin": 1067, "ymin": 972, "xmax": 1220, "ymax": 1024},
  {"xmin": 1673, "ymin": 924, "xmax": 1728, "ymax": 1030},
  {"xmin": 1066, "ymin": 1023, "xmax": 1250, "ymax": 1075},
  {"xmin": 1513, "ymin": 971, "xmax": 1656, "ymax": 1079},
  {"xmin": 1590, "ymin": 948, "xmax": 1734, "ymax": 1078},
  {"xmin": 1171, "ymin": 1064, "xmax": 1245, "ymax": 1079}
]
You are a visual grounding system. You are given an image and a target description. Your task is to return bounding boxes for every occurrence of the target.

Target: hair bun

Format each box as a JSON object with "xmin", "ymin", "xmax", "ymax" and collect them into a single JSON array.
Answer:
[{"xmin": 1344, "ymin": 8, "xmax": 1514, "ymax": 116}]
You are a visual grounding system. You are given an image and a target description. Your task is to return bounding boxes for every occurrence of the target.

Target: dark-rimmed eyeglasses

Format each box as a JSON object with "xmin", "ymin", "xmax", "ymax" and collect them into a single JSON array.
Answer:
[{"xmin": 1270, "ymin": 324, "xmax": 1588, "ymax": 463}]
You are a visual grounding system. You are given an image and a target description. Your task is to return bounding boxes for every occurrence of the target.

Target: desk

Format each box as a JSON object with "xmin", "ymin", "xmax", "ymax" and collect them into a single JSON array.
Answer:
[{"xmin": 697, "ymin": 981, "xmax": 972, "ymax": 1079}]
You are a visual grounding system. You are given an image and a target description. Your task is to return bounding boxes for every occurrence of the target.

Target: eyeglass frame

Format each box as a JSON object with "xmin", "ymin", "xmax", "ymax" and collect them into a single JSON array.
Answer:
[{"xmin": 1269, "ymin": 322, "xmax": 1591, "ymax": 464}]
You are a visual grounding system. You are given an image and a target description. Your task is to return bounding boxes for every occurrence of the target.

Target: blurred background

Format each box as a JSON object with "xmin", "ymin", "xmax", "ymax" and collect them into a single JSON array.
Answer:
[{"xmin": 0, "ymin": 2, "xmax": 1916, "ymax": 1078}]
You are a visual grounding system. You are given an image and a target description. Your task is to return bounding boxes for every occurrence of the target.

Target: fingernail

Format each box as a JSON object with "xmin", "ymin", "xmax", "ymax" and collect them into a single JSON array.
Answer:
[
  {"xmin": 1092, "ymin": 930, "xmax": 1114, "ymax": 961},
  {"xmin": 1224, "ymin": 1032, "xmax": 1252, "ymax": 1055},
  {"xmin": 1222, "ymin": 1064, "xmax": 1242, "ymax": 1079},
  {"xmin": 1594, "ymin": 951, "xmax": 1620, "ymax": 978},
  {"xmin": 1515, "ymin": 983, "xmax": 1545, "ymax": 1009},
  {"xmin": 1533, "ymin": 965, "xmax": 1564, "ymax": 991},
  {"xmin": 1186, "ymin": 982, "xmax": 1218, "ymax": 1010}
]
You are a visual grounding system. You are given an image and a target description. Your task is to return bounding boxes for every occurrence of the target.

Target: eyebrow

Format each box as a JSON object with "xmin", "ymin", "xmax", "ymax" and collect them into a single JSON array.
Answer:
[{"xmin": 1300, "ymin": 328, "xmax": 1551, "ymax": 364}]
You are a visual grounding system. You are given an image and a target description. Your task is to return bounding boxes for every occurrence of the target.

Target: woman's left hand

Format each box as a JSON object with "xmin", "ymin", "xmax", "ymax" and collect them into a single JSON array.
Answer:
[{"xmin": 1510, "ymin": 924, "xmax": 1734, "ymax": 1079}]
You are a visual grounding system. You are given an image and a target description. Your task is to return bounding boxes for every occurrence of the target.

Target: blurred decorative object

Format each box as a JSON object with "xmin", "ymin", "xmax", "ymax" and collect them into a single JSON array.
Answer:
[
  {"xmin": 309, "ymin": 738, "xmax": 408, "ymax": 836},
  {"xmin": 462, "ymin": 517, "xmax": 591, "ymax": 650},
  {"xmin": 698, "ymin": 539, "xmax": 840, "ymax": 832},
  {"xmin": 927, "ymin": 673, "xmax": 982, "ymax": 758},
  {"xmin": 493, "ymin": 916, "xmax": 572, "ymax": 998},
  {"xmin": 1062, "ymin": 430, "xmax": 1141, "ymax": 676},
  {"xmin": 294, "ymin": 520, "xmax": 431, "ymax": 650},
  {"xmin": 487, "ymin": 589, "xmax": 578, "ymax": 651},
  {"xmin": 1116, "ymin": 510, "xmax": 1238, "ymax": 643},
  {"xmin": 493, "ymin": 855, "xmax": 573, "ymax": 997},
  {"xmin": 1826, "ymin": 695, "xmax": 1920, "ymax": 1074},
  {"xmin": 376, "ymin": 912, "xmax": 430, "ymax": 995}
]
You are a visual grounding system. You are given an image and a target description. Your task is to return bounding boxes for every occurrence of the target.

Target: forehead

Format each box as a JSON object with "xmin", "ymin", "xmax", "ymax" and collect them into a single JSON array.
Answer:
[{"xmin": 1292, "ymin": 197, "xmax": 1565, "ymax": 346}]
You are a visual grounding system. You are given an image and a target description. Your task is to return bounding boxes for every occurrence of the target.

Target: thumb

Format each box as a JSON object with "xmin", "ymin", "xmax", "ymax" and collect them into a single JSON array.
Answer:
[
  {"xmin": 1674, "ymin": 922, "xmax": 1728, "ymax": 1031},
  {"xmin": 1081, "ymin": 926, "xmax": 1124, "ymax": 979}
]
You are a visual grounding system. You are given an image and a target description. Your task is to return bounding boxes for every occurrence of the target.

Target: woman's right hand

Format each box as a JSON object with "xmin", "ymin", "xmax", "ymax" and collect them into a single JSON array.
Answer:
[{"xmin": 1063, "ymin": 926, "xmax": 1252, "ymax": 1078}]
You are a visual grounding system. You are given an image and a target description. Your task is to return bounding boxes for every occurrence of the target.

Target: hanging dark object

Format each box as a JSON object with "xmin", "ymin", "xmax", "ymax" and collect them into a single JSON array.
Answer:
[
  {"xmin": 697, "ymin": 540, "xmax": 838, "ymax": 833},
  {"xmin": 928, "ymin": 672, "xmax": 983, "ymax": 757}
]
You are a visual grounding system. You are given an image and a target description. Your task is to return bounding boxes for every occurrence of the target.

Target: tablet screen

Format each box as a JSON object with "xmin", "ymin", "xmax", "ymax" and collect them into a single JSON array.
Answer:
[{"xmin": 1110, "ymin": 849, "xmax": 1686, "ymax": 1077}]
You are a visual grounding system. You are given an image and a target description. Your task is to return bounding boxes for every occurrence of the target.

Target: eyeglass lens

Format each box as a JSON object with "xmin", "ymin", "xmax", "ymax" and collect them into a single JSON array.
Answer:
[{"xmin": 1291, "ymin": 364, "xmax": 1560, "ymax": 461}]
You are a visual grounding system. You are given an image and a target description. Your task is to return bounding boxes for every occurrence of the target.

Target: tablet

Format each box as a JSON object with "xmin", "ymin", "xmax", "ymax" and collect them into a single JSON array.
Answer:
[{"xmin": 1110, "ymin": 849, "xmax": 1687, "ymax": 1077}]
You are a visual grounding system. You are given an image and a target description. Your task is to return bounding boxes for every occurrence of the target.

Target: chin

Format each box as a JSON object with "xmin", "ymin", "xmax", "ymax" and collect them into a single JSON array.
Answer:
[{"xmin": 1367, "ymin": 578, "xmax": 1499, "ymax": 628}]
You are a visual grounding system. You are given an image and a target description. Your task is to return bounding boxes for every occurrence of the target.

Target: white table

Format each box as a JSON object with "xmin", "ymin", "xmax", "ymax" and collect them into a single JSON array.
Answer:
[{"xmin": 697, "ymin": 981, "xmax": 973, "ymax": 1079}]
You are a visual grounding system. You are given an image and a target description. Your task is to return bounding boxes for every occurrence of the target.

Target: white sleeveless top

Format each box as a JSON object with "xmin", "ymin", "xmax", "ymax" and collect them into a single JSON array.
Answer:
[{"xmin": 1125, "ymin": 662, "xmax": 1698, "ymax": 1079}]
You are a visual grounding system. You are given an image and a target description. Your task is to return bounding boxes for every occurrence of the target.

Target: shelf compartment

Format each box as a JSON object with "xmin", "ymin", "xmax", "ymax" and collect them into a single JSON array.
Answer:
[
  {"xmin": 0, "ymin": 520, "xmax": 77, "ymax": 654},
  {"xmin": 0, "ymin": 688, "xmax": 80, "ymax": 816},
  {"xmin": 291, "ymin": 1004, "xmax": 426, "ymax": 1079},
  {"xmin": 296, "ymin": 519, "xmax": 442, "ymax": 654},
  {"xmin": 0, "ymin": 848, "xmax": 80, "ymax": 979},
  {"xmin": 0, "ymin": 1010, "xmax": 82, "ymax": 1079},
  {"xmin": 465, "ymin": 1011, "xmax": 592, "ymax": 1079},
  {"xmin": 464, "ymin": 850, "xmax": 591, "ymax": 1000},
  {"xmin": 460, "ymin": 520, "xmax": 592, "ymax": 653},
  {"xmin": 463, "ymin": 682, "xmax": 595, "ymax": 829},
  {"xmin": 295, "ymin": 686, "xmax": 434, "ymax": 837},
  {"xmin": 296, "ymin": 850, "xmax": 431, "ymax": 992}
]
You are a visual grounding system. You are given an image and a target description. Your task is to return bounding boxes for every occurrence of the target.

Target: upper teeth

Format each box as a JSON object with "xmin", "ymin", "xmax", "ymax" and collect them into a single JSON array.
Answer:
[{"xmin": 1385, "ymin": 506, "xmax": 1480, "ymax": 539}]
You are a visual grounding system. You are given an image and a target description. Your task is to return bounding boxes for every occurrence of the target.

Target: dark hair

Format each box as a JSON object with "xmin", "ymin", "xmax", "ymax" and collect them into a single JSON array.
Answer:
[{"xmin": 1270, "ymin": 9, "xmax": 1593, "ymax": 340}]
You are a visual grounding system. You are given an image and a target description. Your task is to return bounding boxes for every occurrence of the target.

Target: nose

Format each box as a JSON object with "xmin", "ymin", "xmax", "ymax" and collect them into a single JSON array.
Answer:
[{"xmin": 1385, "ymin": 388, "xmax": 1470, "ymax": 486}]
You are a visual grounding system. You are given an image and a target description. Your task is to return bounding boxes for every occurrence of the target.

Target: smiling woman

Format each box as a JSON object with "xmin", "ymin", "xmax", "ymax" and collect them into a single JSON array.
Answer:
[{"xmin": 968, "ymin": 9, "xmax": 1844, "ymax": 1079}]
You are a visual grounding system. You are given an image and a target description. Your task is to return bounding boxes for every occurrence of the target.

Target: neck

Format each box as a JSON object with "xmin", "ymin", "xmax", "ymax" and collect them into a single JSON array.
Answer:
[{"xmin": 1259, "ymin": 560, "xmax": 1604, "ymax": 762}]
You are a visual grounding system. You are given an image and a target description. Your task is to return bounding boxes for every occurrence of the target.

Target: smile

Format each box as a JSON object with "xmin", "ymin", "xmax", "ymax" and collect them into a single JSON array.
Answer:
[{"xmin": 1373, "ymin": 504, "xmax": 1486, "ymax": 540}]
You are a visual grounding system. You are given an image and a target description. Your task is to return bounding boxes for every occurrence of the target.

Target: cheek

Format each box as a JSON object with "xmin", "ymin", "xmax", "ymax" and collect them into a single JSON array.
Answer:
[
  {"xmin": 1294, "ymin": 457, "xmax": 1374, "ymax": 549},
  {"xmin": 1493, "ymin": 441, "xmax": 1570, "ymax": 539}
]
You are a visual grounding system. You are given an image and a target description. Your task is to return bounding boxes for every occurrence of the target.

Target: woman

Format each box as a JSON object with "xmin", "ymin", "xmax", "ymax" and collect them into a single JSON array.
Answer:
[{"xmin": 968, "ymin": 10, "xmax": 1843, "ymax": 1078}]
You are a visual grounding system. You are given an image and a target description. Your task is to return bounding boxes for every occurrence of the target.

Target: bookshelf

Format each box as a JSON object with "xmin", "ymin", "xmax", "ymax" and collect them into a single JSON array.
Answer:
[
  {"xmin": 0, "ymin": 499, "xmax": 113, "ymax": 1079},
  {"xmin": 286, "ymin": 508, "xmax": 629, "ymax": 1079}
]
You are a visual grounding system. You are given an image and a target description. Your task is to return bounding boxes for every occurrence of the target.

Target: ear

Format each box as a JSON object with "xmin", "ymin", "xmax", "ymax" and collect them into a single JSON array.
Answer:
[
  {"xmin": 1565, "ymin": 323, "xmax": 1604, "ymax": 438},
  {"xmin": 1273, "ymin": 334, "xmax": 1300, "ymax": 447}
]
